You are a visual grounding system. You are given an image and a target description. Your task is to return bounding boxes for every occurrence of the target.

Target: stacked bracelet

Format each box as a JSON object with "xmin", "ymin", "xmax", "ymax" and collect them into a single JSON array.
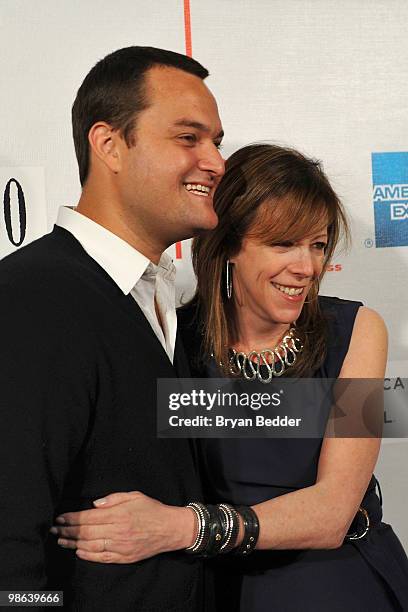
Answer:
[
  {"xmin": 185, "ymin": 502, "xmax": 210, "ymax": 554},
  {"xmin": 202, "ymin": 504, "xmax": 224, "ymax": 557},
  {"xmin": 218, "ymin": 503, "xmax": 240, "ymax": 553},
  {"xmin": 234, "ymin": 505, "xmax": 260, "ymax": 555},
  {"xmin": 185, "ymin": 502, "xmax": 224, "ymax": 557},
  {"xmin": 185, "ymin": 502, "xmax": 259, "ymax": 557}
]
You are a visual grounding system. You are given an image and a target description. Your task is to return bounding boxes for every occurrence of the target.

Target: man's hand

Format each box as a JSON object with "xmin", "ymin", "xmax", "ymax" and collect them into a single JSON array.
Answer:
[{"xmin": 51, "ymin": 491, "xmax": 196, "ymax": 564}]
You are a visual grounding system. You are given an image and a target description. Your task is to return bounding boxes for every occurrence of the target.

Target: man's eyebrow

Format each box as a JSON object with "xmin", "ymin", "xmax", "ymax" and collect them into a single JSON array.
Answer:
[{"xmin": 172, "ymin": 119, "xmax": 224, "ymax": 140}]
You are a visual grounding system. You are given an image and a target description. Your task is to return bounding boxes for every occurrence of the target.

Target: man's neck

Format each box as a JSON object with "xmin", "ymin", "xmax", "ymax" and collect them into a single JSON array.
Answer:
[{"xmin": 75, "ymin": 197, "xmax": 164, "ymax": 265}]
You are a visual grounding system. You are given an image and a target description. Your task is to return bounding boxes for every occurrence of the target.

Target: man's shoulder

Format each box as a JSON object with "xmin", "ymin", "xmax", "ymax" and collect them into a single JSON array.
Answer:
[
  {"xmin": 0, "ymin": 227, "xmax": 96, "ymax": 292},
  {"xmin": 0, "ymin": 228, "xmax": 103, "ymax": 321},
  {"xmin": 1, "ymin": 226, "xmax": 75, "ymax": 271}
]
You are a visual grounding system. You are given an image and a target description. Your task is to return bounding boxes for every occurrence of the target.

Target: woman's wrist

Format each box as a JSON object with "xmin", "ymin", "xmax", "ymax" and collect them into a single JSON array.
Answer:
[{"xmin": 171, "ymin": 505, "xmax": 198, "ymax": 550}]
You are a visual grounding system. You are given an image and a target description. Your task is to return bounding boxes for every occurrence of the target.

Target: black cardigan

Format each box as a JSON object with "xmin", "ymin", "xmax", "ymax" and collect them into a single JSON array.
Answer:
[{"xmin": 0, "ymin": 226, "xmax": 205, "ymax": 611}]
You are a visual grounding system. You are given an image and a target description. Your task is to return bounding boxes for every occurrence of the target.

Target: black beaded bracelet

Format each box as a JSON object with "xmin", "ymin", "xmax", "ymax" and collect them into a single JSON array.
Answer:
[
  {"xmin": 185, "ymin": 502, "xmax": 225, "ymax": 557},
  {"xmin": 235, "ymin": 505, "xmax": 260, "ymax": 556},
  {"xmin": 201, "ymin": 504, "xmax": 225, "ymax": 558}
]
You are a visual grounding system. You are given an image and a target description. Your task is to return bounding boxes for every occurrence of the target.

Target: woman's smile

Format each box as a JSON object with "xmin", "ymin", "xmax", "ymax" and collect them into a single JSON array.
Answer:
[{"xmin": 271, "ymin": 282, "xmax": 307, "ymax": 302}]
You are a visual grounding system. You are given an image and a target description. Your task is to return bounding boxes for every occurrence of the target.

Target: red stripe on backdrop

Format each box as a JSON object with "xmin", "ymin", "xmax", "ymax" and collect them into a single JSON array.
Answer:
[
  {"xmin": 175, "ymin": 0, "xmax": 193, "ymax": 259},
  {"xmin": 184, "ymin": 0, "xmax": 193, "ymax": 57},
  {"xmin": 175, "ymin": 240, "xmax": 182, "ymax": 259}
]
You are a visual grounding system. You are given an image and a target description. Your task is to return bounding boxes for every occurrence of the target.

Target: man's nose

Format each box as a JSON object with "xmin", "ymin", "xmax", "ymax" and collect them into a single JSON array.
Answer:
[{"xmin": 197, "ymin": 145, "xmax": 225, "ymax": 178}]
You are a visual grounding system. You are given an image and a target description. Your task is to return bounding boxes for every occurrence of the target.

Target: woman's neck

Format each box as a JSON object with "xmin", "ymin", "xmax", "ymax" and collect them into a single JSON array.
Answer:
[{"xmin": 230, "ymin": 308, "xmax": 291, "ymax": 353}]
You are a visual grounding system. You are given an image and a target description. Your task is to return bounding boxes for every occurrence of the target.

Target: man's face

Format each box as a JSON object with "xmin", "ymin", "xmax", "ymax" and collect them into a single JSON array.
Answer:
[{"xmin": 117, "ymin": 65, "xmax": 225, "ymax": 247}]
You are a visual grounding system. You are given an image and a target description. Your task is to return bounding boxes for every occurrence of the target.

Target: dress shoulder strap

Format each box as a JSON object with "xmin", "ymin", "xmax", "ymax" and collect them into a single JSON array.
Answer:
[{"xmin": 318, "ymin": 295, "xmax": 363, "ymax": 378}]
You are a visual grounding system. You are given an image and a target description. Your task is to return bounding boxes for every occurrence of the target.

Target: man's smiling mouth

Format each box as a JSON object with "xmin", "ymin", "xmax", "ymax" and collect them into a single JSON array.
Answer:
[{"xmin": 184, "ymin": 183, "xmax": 210, "ymax": 197}]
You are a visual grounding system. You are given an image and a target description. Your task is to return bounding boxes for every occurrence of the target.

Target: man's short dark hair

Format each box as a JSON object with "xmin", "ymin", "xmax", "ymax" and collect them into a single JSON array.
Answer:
[{"xmin": 72, "ymin": 46, "xmax": 209, "ymax": 186}]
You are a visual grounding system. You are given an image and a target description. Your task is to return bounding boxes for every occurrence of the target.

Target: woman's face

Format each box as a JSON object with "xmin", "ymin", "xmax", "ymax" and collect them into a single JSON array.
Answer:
[{"xmin": 230, "ymin": 225, "xmax": 328, "ymax": 327}]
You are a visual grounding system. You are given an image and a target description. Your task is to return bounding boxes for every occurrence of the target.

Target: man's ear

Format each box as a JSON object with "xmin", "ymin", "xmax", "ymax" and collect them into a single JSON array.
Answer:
[{"xmin": 88, "ymin": 122, "xmax": 122, "ymax": 174}]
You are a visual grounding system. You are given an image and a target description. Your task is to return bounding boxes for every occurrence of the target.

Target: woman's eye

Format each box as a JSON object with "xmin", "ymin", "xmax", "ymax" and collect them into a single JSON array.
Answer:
[
  {"xmin": 314, "ymin": 242, "xmax": 327, "ymax": 251},
  {"xmin": 273, "ymin": 242, "xmax": 293, "ymax": 248}
]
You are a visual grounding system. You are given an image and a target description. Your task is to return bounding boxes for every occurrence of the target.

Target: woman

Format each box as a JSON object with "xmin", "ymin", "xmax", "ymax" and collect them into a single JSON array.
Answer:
[{"xmin": 52, "ymin": 144, "xmax": 408, "ymax": 610}]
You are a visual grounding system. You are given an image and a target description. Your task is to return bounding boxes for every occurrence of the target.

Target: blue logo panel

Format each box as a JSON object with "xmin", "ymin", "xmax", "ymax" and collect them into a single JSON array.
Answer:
[{"xmin": 372, "ymin": 152, "xmax": 408, "ymax": 248}]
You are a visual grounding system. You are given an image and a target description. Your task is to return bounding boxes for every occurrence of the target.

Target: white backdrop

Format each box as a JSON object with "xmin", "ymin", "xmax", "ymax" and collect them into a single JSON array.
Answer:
[{"xmin": 1, "ymin": 1, "xmax": 407, "ymax": 547}]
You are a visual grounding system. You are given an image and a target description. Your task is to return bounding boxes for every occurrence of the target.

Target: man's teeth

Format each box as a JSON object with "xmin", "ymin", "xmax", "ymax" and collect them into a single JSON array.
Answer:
[
  {"xmin": 184, "ymin": 183, "xmax": 210, "ymax": 196},
  {"xmin": 273, "ymin": 283, "xmax": 304, "ymax": 296}
]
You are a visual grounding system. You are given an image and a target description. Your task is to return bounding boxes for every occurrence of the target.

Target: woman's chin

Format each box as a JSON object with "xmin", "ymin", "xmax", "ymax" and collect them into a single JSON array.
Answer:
[{"xmin": 268, "ymin": 303, "xmax": 305, "ymax": 325}]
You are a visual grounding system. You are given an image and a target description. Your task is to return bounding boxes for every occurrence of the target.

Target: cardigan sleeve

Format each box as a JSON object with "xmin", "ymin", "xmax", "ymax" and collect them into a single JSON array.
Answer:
[{"xmin": 0, "ymin": 284, "xmax": 94, "ymax": 590}]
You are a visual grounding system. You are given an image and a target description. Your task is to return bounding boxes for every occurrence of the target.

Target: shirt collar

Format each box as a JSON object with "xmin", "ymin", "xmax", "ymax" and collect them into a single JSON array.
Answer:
[{"xmin": 56, "ymin": 206, "xmax": 174, "ymax": 294}]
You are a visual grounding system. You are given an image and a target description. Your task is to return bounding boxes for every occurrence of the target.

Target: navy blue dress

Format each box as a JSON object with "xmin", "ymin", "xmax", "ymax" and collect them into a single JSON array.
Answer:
[{"xmin": 179, "ymin": 296, "xmax": 408, "ymax": 611}]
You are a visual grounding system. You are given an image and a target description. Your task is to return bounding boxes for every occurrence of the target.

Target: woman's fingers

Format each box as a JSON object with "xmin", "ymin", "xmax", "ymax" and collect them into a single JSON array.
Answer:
[
  {"xmin": 51, "ymin": 491, "xmax": 177, "ymax": 563},
  {"xmin": 75, "ymin": 549, "xmax": 128, "ymax": 564},
  {"xmin": 55, "ymin": 492, "xmax": 142, "ymax": 525},
  {"xmin": 93, "ymin": 491, "xmax": 141, "ymax": 507},
  {"xmin": 58, "ymin": 536, "xmax": 137, "ymax": 555},
  {"xmin": 59, "ymin": 538, "xmax": 110, "ymax": 552},
  {"xmin": 56, "ymin": 507, "xmax": 113, "ymax": 526},
  {"xmin": 57, "ymin": 538, "xmax": 78, "ymax": 549},
  {"xmin": 51, "ymin": 524, "xmax": 107, "ymax": 540}
]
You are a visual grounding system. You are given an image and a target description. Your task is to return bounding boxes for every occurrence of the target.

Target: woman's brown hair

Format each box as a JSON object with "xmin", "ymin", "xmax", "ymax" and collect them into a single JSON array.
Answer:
[{"xmin": 189, "ymin": 143, "xmax": 349, "ymax": 376}]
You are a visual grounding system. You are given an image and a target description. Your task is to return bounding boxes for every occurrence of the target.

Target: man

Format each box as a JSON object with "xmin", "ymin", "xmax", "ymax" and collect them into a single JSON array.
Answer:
[{"xmin": 0, "ymin": 46, "xmax": 224, "ymax": 610}]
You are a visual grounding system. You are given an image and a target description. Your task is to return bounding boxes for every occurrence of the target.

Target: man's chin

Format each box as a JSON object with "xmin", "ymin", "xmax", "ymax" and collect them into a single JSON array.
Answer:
[
  {"xmin": 194, "ymin": 212, "xmax": 219, "ymax": 233},
  {"xmin": 172, "ymin": 214, "xmax": 219, "ymax": 244}
]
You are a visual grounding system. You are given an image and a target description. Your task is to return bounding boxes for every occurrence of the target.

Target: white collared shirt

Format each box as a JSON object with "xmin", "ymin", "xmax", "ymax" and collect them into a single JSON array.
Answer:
[{"xmin": 56, "ymin": 206, "xmax": 177, "ymax": 363}]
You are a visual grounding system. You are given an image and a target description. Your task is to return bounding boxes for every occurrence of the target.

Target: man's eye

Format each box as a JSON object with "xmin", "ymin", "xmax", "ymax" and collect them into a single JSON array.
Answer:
[
  {"xmin": 179, "ymin": 134, "xmax": 197, "ymax": 144},
  {"xmin": 214, "ymin": 142, "xmax": 223, "ymax": 150}
]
